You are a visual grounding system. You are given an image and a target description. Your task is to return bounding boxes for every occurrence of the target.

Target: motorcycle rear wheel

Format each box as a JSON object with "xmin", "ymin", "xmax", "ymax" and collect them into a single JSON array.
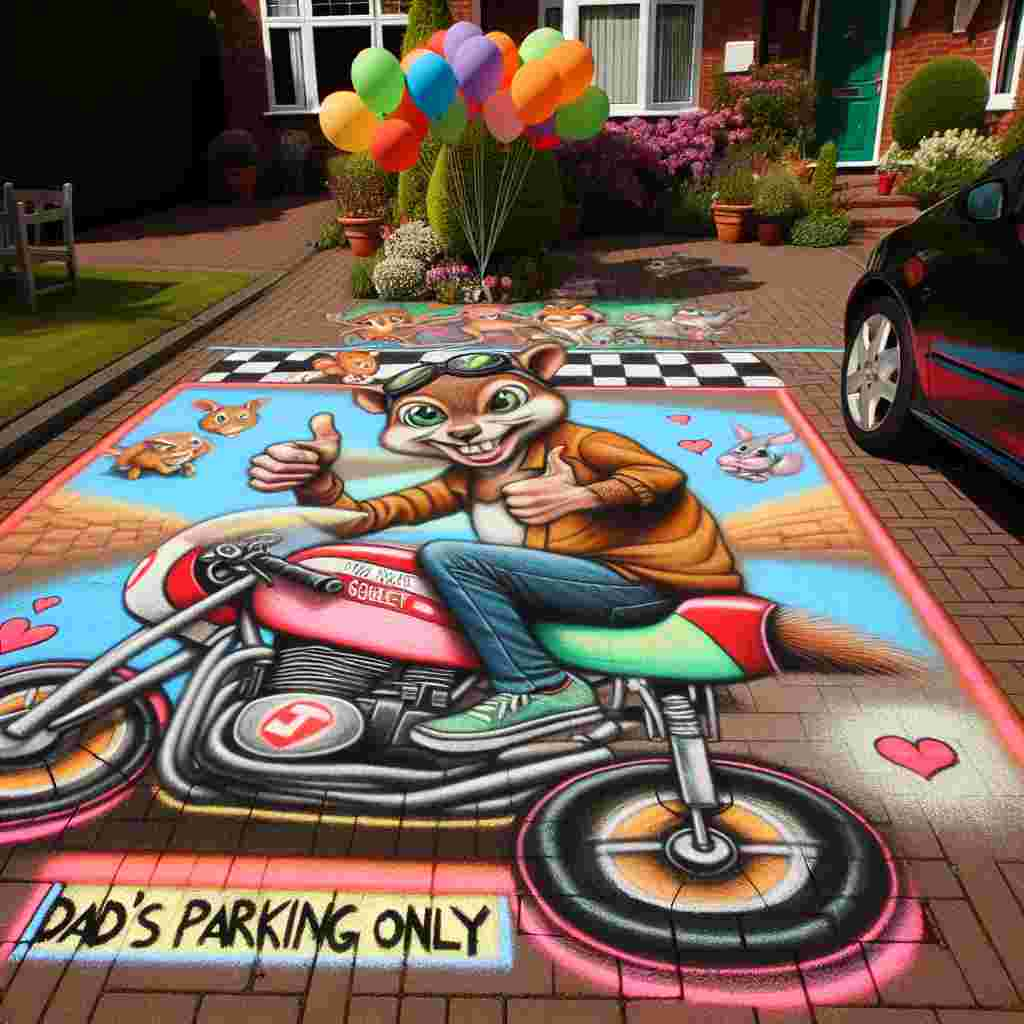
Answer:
[
  {"xmin": 516, "ymin": 758, "xmax": 894, "ymax": 969},
  {"xmin": 0, "ymin": 661, "xmax": 164, "ymax": 839}
]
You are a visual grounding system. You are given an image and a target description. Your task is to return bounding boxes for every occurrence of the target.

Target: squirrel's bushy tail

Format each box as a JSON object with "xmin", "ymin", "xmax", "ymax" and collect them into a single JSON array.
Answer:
[{"xmin": 767, "ymin": 605, "xmax": 928, "ymax": 676}]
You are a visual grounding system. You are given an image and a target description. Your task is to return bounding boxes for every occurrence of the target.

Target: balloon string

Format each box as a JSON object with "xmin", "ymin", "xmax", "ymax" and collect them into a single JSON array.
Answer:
[{"xmin": 484, "ymin": 139, "xmax": 535, "ymax": 278}]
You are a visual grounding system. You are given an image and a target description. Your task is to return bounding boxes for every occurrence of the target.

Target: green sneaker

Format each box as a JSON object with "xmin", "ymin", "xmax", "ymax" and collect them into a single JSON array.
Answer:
[{"xmin": 409, "ymin": 677, "xmax": 603, "ymax": 754}]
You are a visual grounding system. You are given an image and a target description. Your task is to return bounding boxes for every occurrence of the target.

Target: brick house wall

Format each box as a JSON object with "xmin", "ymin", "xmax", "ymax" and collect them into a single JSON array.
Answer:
[{"xmin": 698, "ymin": 0, "xmax": 765, "ymax": 110}]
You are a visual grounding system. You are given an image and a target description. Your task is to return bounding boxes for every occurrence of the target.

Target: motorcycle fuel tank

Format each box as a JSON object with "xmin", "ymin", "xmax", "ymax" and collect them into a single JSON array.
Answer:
[{"xmin": 252, "ymin": 543, "xmax": 481, "ymax": 670}]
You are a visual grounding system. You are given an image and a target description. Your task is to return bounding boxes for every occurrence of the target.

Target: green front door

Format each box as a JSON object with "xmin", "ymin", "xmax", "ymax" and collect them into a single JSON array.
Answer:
[{"xmin": 815, "ymin": 0, "xmax": 892, "ymax": 162}]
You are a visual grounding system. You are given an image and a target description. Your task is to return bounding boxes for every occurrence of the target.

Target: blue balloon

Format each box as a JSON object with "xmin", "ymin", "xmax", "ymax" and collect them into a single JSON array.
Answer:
[{"xmin": 405, "ymin": 52, "xmax": 458, "ymax": 121}]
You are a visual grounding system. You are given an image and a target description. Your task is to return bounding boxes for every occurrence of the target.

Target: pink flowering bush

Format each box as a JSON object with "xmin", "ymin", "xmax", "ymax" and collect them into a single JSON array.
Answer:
[{"xmin": 557, "ymin": 107, "xmax": 747, "ymax": 214}]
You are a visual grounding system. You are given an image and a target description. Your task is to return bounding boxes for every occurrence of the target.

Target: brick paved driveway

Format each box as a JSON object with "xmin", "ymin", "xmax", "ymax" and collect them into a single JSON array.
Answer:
[{"xmin": 0, "ymin": 225, "xmax": 1022, "ymax": 1024}]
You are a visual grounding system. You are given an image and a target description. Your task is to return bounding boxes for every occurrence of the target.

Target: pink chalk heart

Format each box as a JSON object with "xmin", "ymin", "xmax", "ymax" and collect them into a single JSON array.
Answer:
[
  {"xmin": 33, "ymin": 596, "xmax": 61, "ymax": 614},
  {"xmin": 667, "ymin": 414, "xmax": 692, "ymax": 425},
  {"xmin": 0, "ymin": 617, "xmax": 58, "ymax": 654},
  {"xmin": 678, "ymin": 439, "xmax": 712, "ymax": 455},
  {"xmin": 874, "ymin": 736, "xmax": 958, "ymax": 780}
]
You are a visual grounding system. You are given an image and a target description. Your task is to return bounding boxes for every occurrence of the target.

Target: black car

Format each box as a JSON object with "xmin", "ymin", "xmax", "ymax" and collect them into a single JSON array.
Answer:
[{"xmin": 841, "ymin": 145, "xmax": 1024, "ymax": 486}]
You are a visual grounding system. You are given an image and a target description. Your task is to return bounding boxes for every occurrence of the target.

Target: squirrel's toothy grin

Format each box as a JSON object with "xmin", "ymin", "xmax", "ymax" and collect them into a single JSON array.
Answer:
[{"xmin": 456, "ymin": 439, "xmax": 499, "ymax": 456}]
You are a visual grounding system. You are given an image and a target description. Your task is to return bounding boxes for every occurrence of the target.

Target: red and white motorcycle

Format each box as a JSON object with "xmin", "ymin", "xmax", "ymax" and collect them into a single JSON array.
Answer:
[{"xmin": 0, "ymin": 510, "xmax": 898, "ymax": 970}]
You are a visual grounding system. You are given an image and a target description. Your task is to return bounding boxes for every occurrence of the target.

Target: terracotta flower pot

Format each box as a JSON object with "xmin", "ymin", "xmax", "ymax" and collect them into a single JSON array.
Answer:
[
  {"xmin": 339, "ymin": 215, "xmax": 384, "ymax": 257},
  {"xmin": 224, "ymin": 165, "xmax": 258, "ymax": 202},
  {"xmin": 877, "ymin": 171, "xmax": 897, "ymax": 196},
  {"xmin": 757, "ymin": 219, "xmax": 785, "ymax": 245},
  {"xmin": 712, "ymin": 203, "xmax": 753, "ymax": 243}
]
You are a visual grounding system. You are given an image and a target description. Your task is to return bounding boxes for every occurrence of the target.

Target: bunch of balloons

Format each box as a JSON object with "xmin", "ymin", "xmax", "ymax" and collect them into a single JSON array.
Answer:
[{"xmin": 319, "ymin": 22, "xmax": 610, "ymax": 173}]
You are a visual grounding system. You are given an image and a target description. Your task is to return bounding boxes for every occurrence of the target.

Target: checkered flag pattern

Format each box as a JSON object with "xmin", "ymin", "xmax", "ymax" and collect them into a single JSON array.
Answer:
[{"xmin": 198, "ymin": 349, "xmax": 784, "ymax": 388}]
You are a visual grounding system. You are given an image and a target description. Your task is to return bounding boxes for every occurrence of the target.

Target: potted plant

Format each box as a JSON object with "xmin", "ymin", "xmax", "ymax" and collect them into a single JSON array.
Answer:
[
  {"xmin": 711, "ymin": 159, "xmax": 756, "ymax": 242},
  {"xmin": 753, "ymin": 171, "xmax": 798, "ymax": 245},
  {"xmin": 206, "ymin": 129, "xmax": 259, "ymax": 202},
  {"xmin": 877, "ymin": 143, "xmax": 908, "ymax": 196},
  {"xmin": 329, "ymin": 152, "xmax": 392, "ymax": 257}
]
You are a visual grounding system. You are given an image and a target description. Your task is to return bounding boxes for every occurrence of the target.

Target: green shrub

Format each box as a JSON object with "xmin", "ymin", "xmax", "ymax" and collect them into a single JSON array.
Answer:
[
  {"xmin": 897, "ymin": 156, "xmax": 991, "ymax": 208},
  {"xmin": 891, "ymin": 57, "xmax": 989, "ymax": 149},
  {"xmin": 810, "ymin": 141, "xmax": 838, "ymax": 212},
  {"xmin": 790, "ymin": 211, "xmax": 851, "ymax": 247},
  {"xmin": 428, "ymin": 121, "xmax": 563, "ymax": 259},
  {"xmin": 401, "ymin": 0, "xmax": 451, "ymax": 57},
  {"xmin": 351, "ymin": 254, "xmax": 381, "ymax": 298},
  {"xmin": 712, "ymin": 156, "xmax": 756, "ymax": 205},
  {"xmin": 664, "ymin": 182, "xmax": 715, "ymax": 236},
  {"xmin": 398, "ymin": 132, "xmax": 444, "ymax": 222},
  {"xmin": 329, "ymin": 152, "xmax": 394, "ymax": 217},
  {"xmin": 754, "ymin": 171, "xmax": 798, "ymax": 219},
  {"xmin": 315, "ymin": 218, "xmax": 345, "ymax": 251},
  {"xmin": 999, "ymin": 113, "xmax": 1024, "ymax": 158}
]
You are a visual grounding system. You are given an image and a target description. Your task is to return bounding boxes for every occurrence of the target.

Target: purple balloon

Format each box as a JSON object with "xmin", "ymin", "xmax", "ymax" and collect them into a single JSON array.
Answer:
[
  {"xmin": 444, "ymin": 20, "xmax": 483, "ymax": 62},
  {"xmin": 526, "ymin": 114, "xmax": 556, "ymax": 139},
  {"xmin": 451, "ymin": 35, "xmax": 503, "ymax": 104}
]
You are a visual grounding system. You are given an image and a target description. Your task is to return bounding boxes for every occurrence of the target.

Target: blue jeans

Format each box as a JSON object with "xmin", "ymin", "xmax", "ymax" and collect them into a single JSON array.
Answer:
[{"xmin": 417, "ymin": 541, "xmax": 679, "ymax": 694}]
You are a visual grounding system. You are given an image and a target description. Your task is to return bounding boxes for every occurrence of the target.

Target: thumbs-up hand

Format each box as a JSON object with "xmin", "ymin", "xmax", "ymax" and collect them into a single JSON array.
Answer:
[
  {"xmin": 249, "ymin": 413, "xmax": 342, "ymax": 493},
  {"xmin": 501, "ymin": 446, "xmax": 598, "ymax": 525}
]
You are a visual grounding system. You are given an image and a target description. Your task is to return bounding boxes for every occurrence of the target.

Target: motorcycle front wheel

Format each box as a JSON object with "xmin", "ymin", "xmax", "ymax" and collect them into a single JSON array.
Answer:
[
  {"xmin": 517, "ymin": 758, "xmax": 894, "ymax": 969},
  {"xmin": 0, "ymin": 661, "xmax": 165, "ymax": 838}
]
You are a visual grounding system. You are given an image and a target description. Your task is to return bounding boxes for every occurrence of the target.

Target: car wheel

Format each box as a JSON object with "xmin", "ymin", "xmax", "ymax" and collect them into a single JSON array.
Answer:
[{"xmin": 842, "ymin": 296, "xmax": 925, "ymax": 456}]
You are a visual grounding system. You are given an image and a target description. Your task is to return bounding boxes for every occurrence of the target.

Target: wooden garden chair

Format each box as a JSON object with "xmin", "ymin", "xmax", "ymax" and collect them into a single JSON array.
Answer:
[{"xmin": 0, "ymin": 182, "xmax": 78, "ymax": 312}]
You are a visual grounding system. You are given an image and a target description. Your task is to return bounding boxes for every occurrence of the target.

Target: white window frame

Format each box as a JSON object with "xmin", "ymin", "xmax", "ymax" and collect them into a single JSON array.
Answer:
[
  {"xmin": 989, "ymin": 0, "xmax": 1024, "ymax": 111},
  {"xmin": 539, "ymin": 0, "xmax": 703, "ymax": 115},
  {"xmin": 262, "ymin": 0, "xmax": 409, "ymax": 115}
]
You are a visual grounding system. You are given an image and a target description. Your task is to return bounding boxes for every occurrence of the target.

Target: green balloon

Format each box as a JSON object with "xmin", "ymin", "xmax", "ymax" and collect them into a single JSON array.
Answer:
[
  {"xmin": 433, "ymin": 95, "xmax": 468, "ymax": 144},
  {"xmin": 555, "ymin": 85, "xmax": 610, "ymax": 141},
  {"xmin": 351, "ymin": 47, "xmax": 405, "ymax": 117},
  {"xmin": 519, "ymin": 27, "xmax": 564, "ymax": 63}
]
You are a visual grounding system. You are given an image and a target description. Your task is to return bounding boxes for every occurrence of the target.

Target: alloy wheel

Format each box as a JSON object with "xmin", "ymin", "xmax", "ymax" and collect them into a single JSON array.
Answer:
[{"xmin": 846, "ymin": 314, "xmax": 902, "ymax": 431}]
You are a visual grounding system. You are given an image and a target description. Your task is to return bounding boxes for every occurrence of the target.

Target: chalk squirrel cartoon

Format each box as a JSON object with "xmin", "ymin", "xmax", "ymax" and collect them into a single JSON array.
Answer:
[
  {"xmin": 107, "ymin": 433, "xmax": 213, "ymax": 480},
  {"xmin": 717, "ymin": 424, "xmax": 804, "ymax": 482},
  {"xmin": 248, "ymin": 342, "xmax": 744, "ymax": 753},
  {"xmin": 194, "ymin": 398, "xmax": 268, "ymax": 436}
]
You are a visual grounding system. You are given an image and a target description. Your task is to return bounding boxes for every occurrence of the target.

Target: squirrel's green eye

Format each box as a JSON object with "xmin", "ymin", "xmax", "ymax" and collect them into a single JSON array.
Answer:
[
  {"xmin": 488, "ymin": 384, "xmax": 529, "ymax": 414},
  {"xmin": 400, "ymin": 403, "xmax": 448, "ymax": 428}
]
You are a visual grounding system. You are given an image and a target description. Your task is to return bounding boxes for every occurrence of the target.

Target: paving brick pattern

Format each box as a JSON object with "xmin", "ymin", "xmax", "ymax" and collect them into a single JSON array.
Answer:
[{"xmin": 0, "ymin": 210, "xmax": 1022, "ymax": 1023}]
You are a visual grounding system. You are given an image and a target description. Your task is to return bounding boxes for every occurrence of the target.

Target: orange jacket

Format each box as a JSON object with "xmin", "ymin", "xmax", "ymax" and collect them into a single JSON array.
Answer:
[{"xmin": 296, "ymin": 421, "xmax": 742, "ymax": 593}]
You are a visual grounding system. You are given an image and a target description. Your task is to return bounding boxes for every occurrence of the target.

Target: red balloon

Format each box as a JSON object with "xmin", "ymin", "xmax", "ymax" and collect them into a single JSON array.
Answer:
[
  {"xmin": 371, "ymin": 119, "xmax": 422, "ymax": 172},
  {"xmin": 426, "ymin": 30, "xmax": 447, "ymax": 56},
  {"xmin": 389, "ymin": 87, "xmax": 430, "ymax": 138},
  {"xmin": 530, "ymin": 134, "xmax": 560, "ymax": 150}
]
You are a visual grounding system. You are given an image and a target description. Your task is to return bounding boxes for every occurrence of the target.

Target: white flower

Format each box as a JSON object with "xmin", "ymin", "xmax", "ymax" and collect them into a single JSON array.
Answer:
[
  {"xmin": 372, "ymin": 257, "xmax": 428, "ymax": 300},
  {"xmin": 910, "ymin": 129, "xmax": 1001, "ymax": 171},
  {"xmin": 381, "ymin": 220, "xmax": 443, "ymax": 264}
]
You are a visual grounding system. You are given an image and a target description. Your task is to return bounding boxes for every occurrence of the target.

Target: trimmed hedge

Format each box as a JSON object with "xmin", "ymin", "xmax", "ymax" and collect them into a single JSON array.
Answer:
[
  {"xmin": 891, "ymin": 57, "xmax": 989, "ymax": 149},
  {"xmin": 999, "ymin": 113, "xmax": 1024, "ymax": 158},
  {"xmin": 811, "ymin": 141, "xmax": 838, "ymax": 213},
  {"xmin": 428, "ymin": 121, "xmax": 564, "ymax": 258}
]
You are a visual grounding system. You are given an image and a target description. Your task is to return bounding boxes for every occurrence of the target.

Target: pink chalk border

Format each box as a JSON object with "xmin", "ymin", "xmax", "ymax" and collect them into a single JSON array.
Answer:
[{"xmin": 779, "ymin": 389, "xmax": 1024, "ymax": 764}]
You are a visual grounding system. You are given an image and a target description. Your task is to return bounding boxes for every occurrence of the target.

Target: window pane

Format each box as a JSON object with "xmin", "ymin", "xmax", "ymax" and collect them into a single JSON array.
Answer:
[
  {"xmin": 580, "ymin": 5, "xmax": 639, "ymax": 105},
  {"xmin": 997, "ymin": 0, "xmax": 1022, "ymax": 93},
  {"xmin": 653, "ymin": 3, "xmax": 695, "ymax": 103},
  {"xmin": 545, "ymin": 6, "xmax": 564, "ymax": 30},
  {"xmin": 382, "ymin": 23, "xmax": 406, "ymax": 59},
  {"xmin": 270, "ymin": 27, "xmax": 304, "ymax": 106},
  {"xmin": 380, "ymin": 0, "xmax": 412, "ymax": 12},
  {"xmin": 312, "ymin": 0, "xmax": 371, "ymax": 15},
  {"xmin": 267, "ymin": 0, "xmax": 299, "ymax": 16},
  {"xmin": 314, "ymin": 26, "xmax": 372, "ymax": 101}
]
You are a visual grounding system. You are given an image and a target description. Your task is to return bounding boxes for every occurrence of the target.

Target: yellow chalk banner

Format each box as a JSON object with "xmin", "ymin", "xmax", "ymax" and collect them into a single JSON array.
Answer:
[{"xmin": 27, "ymin": 885, "xmax": 508, "ymax": 966}]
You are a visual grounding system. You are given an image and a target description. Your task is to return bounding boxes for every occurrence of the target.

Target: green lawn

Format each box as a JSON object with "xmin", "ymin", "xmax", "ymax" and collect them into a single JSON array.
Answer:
[{"xmin": 0, "ymin": 265, "xmax": 259, "ymax": 424}]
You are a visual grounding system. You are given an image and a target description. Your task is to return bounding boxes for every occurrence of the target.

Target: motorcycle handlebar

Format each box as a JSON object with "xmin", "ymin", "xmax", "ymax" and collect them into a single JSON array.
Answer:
[{"xmin": 250, "ymin": 554, "xmax": 345, "ymax": 595}]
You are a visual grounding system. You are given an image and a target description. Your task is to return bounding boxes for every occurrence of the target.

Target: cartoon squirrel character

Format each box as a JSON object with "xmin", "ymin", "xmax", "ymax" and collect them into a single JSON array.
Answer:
[
  {"xmin": 108, "ymin": 433, "xmax": 213, "ymax": 480},
  {"xmin": 532, "ymin": 303, "xmax": 607, "ymax": 343},
  {"xmin": 294, "ymin": 351, "xmax": 380, "ymax": 385},
  {"xmin": 194, "ymin": 398, "xmax": 267, "ymax": 436},
  {"xmin": 249, "ymin": 342, "xmax": 742, "ymax": 753}
]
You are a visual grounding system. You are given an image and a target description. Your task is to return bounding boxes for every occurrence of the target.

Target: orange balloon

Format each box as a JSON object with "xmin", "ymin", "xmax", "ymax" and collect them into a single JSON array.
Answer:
[
  {"xmin": 426, "ymin": 30, "xmax": 447, "ymax": 56},
  {"xmin": 319, "ymin": 90, "xmax": 377, "ymax": 152},
  {"xmin": 401, "ymin": 48, "xmax": 431, "ymax": 72},
  {"xmin": 509, "ymin": 60, "xmax": 563, "ymax": 126},
  {"xmin": 389, "ymin": 86, "xmax": 430, "ymax": 138},
  {"xmin": 371, "ymin": 119, "xmax": 422, "ymax": 173},
  {"xmin": 486, "ymin": 31, "xmax": 520, "ymax": 90},
  {"xmin": 546, "ymin": 40, "xmax": 594, "ymax": 105}
]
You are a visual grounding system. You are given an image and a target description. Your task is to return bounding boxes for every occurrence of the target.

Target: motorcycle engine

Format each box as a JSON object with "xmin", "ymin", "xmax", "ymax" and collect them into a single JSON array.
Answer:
[{"xmin": 261, "ymin": 634, "xmax": 464, "ymax": 751}]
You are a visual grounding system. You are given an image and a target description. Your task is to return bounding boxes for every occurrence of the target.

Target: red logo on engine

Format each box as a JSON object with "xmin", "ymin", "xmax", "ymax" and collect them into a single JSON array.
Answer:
[{"xmin": 258, "ymin": 700, "xmax": 335, "ymax": 749}]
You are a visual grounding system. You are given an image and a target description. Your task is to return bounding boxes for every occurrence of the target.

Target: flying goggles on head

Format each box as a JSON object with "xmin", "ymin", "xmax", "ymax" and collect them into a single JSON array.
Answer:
[{"xmin": 380, "ymin": 352, "xmax": 547, "ymax": 408}]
